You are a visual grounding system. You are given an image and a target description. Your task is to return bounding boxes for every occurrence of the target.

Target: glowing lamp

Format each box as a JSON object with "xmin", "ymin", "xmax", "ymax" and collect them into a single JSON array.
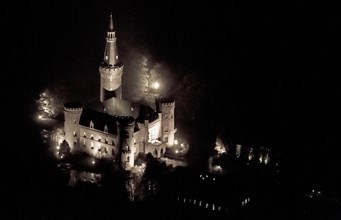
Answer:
[{"xmin": 152, "ymin": 81, "xmax": 160, "ymax": 89}]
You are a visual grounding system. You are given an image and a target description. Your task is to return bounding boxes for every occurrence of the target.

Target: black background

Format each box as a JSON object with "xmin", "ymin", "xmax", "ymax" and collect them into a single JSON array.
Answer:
[{"xmin": 5, "ymin": 0, "xmax": 341, "ymax": 218}]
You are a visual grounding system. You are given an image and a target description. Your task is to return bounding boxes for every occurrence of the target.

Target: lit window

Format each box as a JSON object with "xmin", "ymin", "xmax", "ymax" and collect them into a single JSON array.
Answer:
[
  {"xmin": 90, "ymin": 121, "xmax": 94, "ymax": 129},
  {"xmin": 104, "ymin": 125, "xmax": 108, "ymax": 133}
]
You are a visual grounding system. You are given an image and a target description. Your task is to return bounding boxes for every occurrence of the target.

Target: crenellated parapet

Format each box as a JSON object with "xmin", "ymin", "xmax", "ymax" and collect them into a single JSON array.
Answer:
[
  {"xmin": 156, "ymin": 97, "xmax": 175, "ymax": 112},
  {"xmin": 63, "ymin": 102, "xmax": 83, "ymax": 112}
]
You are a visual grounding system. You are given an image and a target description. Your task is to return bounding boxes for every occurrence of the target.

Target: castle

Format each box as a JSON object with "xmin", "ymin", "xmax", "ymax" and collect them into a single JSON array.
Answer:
[{"xmin": 63, "ymin": 13, "xmax": 176, "ymax": 171}]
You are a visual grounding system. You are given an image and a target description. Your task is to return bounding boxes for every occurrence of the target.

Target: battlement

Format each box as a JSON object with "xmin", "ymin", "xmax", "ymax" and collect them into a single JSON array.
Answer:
[
  {"xmin": 99, "ymin": 62, "xmax": 123, "ymax": 71},
  {"xmin": 161, "ymin": 102, "xmax": 175, "ymax": 107},
  {"xmin": 63, "ymin": 102, "xmax": 83, "ymax": 112},
  {"xmin": 115, "ymin": 115, "xmax": 135, "ymax": 126}
]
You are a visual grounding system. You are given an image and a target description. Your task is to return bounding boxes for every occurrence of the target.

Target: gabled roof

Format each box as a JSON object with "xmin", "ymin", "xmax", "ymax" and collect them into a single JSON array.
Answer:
[
  {"xmin": 79, "ymin": 109, "xmax": 118, "ymax": 135},
  {"xmin": 135, "ymin": 104, "xmax": 159, "ymax": 123}
]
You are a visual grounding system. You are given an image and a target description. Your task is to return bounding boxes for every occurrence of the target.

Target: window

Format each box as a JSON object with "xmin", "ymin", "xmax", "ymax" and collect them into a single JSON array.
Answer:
[
  {"xmin": 127, "ymin": 156, "xmax": 130, "ymax": 162},
  {"xmin": 164, "ymin": 136, "xmax": 168, "ymax": 142},
  {"xmin": 161, "ymin": 148, "xmax": 164, "ymax": 154},
  {"xmin": 91, "ymin": 134, "xmax": 94, "ymax": 140},
  {"xmin": 73, "ymin": 131, "xmax": 77, "ymax": 137},
  {"xmin": 112, "ymin": 140, "xmax": 115, "ymax": 146},
  {"xmin": 98, "ymin": 136, "xmax": 101, "ymax": 142},
  {"xmin": 83, "ymin": 132, "xmax": 86, "ymax": 137},
  {"xmin": 74, "ymin": 141, "xmax": 77, "ymax": 147},
  {"xmin": 91, "ymin": 142, "xmax": 94, "ymax": 150},
  {"xmin": 83, "ymin": 140, "xmax": 86, "ymax": 146},
  {"xmin": 104, "ymin": 125, "xmax": 108, "ymax": 133},
  {"xmin": 112, "ymin": 149, "xmax": 115, "ymax": 156},
  {"xmin": 90, "ymin": 121, "xmax": 94, "ymax": 129},
  {"xmin": 105, "ymin": 138, "xmax": 108, "ymax": 144},
  {"xmin": 164, "ymin": 126, "xmax": 168, "ymax": 132}
]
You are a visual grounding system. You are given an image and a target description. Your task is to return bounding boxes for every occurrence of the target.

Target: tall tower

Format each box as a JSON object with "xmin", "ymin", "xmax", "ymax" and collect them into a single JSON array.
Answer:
[
  {"xmin": 99, "ymin": 13, "xmax": 124, "ymax": 102},
  {"xmin": 157, "ymin": 98, "xmax": 176, "ymax": 147},
  {"xmin": 63, "ymin": 102, "xmax": 83, "ymax": 152},
  {"xmin": 117, "ymin": 116, "xmax": 135, "ymax": 170}
]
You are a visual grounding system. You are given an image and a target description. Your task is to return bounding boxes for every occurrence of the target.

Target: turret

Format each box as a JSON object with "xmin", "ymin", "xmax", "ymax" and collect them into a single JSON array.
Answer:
[
  {"xmin": 63, "ymin": 102, "xmax": 83, "ymax": 152},
  {"xmin": 156, "ymin": 98, "xmax": 176, "ymax": 147},
  {"xmin": 99, "ymin": 12, "xmax": 124, "ymax": 102},
  {"xmin": 116, "ymin": 116, "xmax": 135, "ymax": 170}
]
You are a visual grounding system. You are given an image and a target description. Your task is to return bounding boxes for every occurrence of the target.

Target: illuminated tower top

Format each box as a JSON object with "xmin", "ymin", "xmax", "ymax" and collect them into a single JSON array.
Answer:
[{"xmin": 103, "ymin": 12, "xmax": 119, "ymax": 66}]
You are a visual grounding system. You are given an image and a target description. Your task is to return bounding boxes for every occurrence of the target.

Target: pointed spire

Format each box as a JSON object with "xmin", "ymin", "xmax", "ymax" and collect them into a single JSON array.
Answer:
[{"xmin": 109, "ymin": 12, "xmax": 114, "ymax": 31}]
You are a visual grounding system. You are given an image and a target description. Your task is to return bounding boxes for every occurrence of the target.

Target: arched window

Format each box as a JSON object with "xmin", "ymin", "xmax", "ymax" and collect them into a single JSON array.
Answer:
[
  {"xmin": 161, "ymin": 148, "xmax": 164, "ymax": 154},
  {"xmin": 104, "ymin": 125, "xmax": 108, "ymax": 133},
  {"xmin": 90, "ymin": 121, "xmax": 94, "ymax": 129}
]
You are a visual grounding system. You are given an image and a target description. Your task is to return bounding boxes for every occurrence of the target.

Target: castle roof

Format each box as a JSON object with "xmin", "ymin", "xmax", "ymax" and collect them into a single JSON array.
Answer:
[
  {"xmin": 79, "ymin": 109, "xmax": 118, "ymax": 135},
  {"xmin": 136, "ymin": 104, "xmax": 159, "ymax": 123}
]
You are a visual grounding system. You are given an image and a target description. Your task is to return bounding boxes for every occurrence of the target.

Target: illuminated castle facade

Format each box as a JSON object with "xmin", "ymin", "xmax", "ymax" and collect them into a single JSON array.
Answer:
[{"xmin": 63, "ymin": 13, "xmax": 176, "ymax": 170}]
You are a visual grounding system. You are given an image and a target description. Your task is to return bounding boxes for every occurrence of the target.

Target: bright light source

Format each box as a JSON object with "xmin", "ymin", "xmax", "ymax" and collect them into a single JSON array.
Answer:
[
  {"xmin": 56, "ymin": 146, "xmax": 60, "ymax": 150},
  {"xmin": 175, "ymin": 150, "xmax": 178, "ymax": 153},
  {"xmin": 152, "ymin": 81, "xmax": 160, "ymax": 89},
  {"xmin": 38, "ymin": 115, "xmax": 43, "ymax": 119},
  {"xmin": 174, "ymin": 140, "xmax": 178, "ymax": 145},
  {"xmin": 92, "ymin": 160, "xmax": 95, "ymax": 165}
]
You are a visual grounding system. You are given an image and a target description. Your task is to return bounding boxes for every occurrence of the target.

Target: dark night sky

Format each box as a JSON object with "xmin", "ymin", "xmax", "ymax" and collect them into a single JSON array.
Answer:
[
  {"xmin": 6, "ymin": 1, "xmax": 341, "ymax": 208},
  {"xmin": 17, "ymin": 2, "xmax": 340, "ymax": 146}
]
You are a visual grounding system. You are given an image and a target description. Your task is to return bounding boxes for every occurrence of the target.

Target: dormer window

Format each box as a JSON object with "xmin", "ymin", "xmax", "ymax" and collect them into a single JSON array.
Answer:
[
  {"xmin": 104, "ymin": 125, "xmax": 108, "ymax": 133},
  {"xmin": 90, "ymin": 121, "xmax": 94, "ymax": 129}
]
